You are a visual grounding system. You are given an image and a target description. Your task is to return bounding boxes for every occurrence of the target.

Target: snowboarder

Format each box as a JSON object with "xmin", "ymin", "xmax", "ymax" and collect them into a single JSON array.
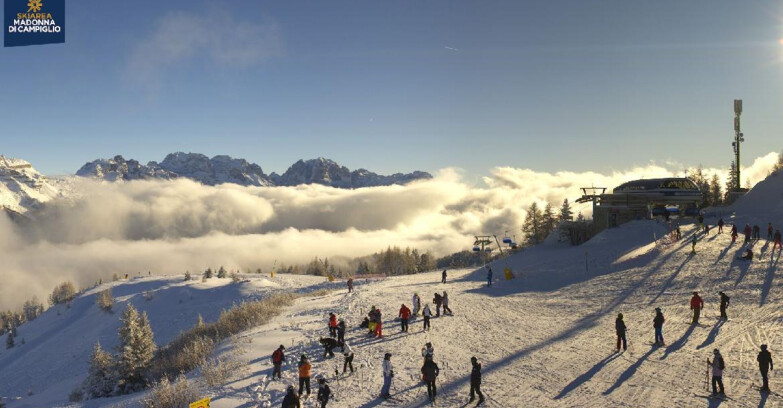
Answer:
[
  {"xmin": 653, "ymin": 308, "xmax": 665, "ymax": 346},
  {"xmin": 615, "ymin": 313, "xmax": 628, "ymax": 351},
  {"xmin": 738, "ymin": 248, "xmax": 753, "ymax": 261},
  {"xmin": 731, "ymin": 224, "xmax": 738, "ymax": 243},
  {"xmin": 469, "ymin": 356, "xmax": 485, "ymax": 405},
  {"xmin": 433, "ymin": 292, "xmax": 443, "ymax": 317},
  {"xmin": 336, "ymin": 320, "xmax": 346, "ymax": 344},
  {"xmin": 317, "ymin": 378, "xmax": 331, "ymax": 408},
  {"xmin": 281, "ymin": 385, "xmax": 301, "ymax": 408},
  {"xmin": 718, "ymin": 292, "xmax": 730, "ymax": 320},
  {"xmin": 774, "ymin": 229, "xmax": 782, "ymax": 251},
  {"xmin": 487, "ymin": 267, "xmax": 493, "ymax": 287},
  {"xmin": 768, "ymin": 223, "xmax": 774, "ymax": 241},
  {"xmin": 380, "ymin": 352, "xmax": 393, "ymax": 399},
  {"xmin": 298, "ymin": 354, "xmax": 311, "ymax": 398},
  {"xmin": 272, "ymin": 344, "xmax": 286, "ymax": 380},
  {"xmin": 754, "ymin": 224, "xmax": 761, "ymax": 240},
  {"xmin": 690, "ymin": 292, "xmax": 704, "ymax": 325},
  {"xmin": 691, "ymin": 235, "xmax": 697, "ymax": 254},
  {"xmin": 422, "ymin": 304, "xmax": 432, "ymax": 331},
  {"xmin": 421, "ymin": 342, "xmax": 434, "ymax": 362},
  {"xmin": 758, "ymin": 344, "xmax": 774, "ymax": 392},
  {"xmin": 718, "ymin": 218, "xmax": 725, "ymax": 234},
  {"xmin": 442, "ymin": 269, "xmax": 447, "ymax": 284},
  {"xmin": 342, "ymin": 342, "xmax": 354, "ymax": 374},
  {"xmin": 319, "ymin": 337, "xmax": 339, "ymax": 359},
  {"xmin": 328, "ymin": 313, "xmax": 338, "ymax": 337},
  {"xmin": 412, "ymin": 293, "xmax": 421, "ymax": 316},
  {"xmin": 708, "ymin": 349, "xmax": 726, "ymax": 397},
  {"xmin": 399, "ymin": 303, "xmax": 411, "ymax": 333},
  {"xmin": 744, "ymin": 224, "xmax": 752, "ymax": 244},
  {"xmin": 421, "ymin": 355, "xmax": 440, "ymax": 402},
  {"xmin": 347, "ymin": 278, "xmax": 354, "ymax": 293},
  {"xmin": 442, "ymin": 291, "xmax": 453, "ymax": 316}
]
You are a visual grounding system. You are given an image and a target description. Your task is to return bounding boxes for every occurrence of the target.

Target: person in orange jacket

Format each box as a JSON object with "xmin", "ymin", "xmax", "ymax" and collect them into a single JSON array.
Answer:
[
  {"xmin": 399, "ymin": 304, "xmax": 411, "ymax": 333},
  {"xmin": 690, "ymin": 291, "xmax": 704, "ymax": 325},
  {"xmin": 298, "ymin": 354, "xmax": 311, "ymax": 398},
  {"xmin": 328, "ymin": 313, "xmax": 338, "ymax": 337}
]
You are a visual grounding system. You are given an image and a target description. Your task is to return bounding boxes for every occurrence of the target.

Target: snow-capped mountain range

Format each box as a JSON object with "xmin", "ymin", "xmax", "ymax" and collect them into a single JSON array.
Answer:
[
  {"xmin": 0, "ymin": 155, "xmax": 61, "ymax": 216},
  {"xmin": 76, "ymin": 153, "xmax": 432, "ymax": 188}
]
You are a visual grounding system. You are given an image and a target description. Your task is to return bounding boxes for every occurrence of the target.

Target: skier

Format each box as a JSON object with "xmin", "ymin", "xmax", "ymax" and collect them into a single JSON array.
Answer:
[
  {"xmin": 731, "ymin": 224, "xmax": 738, "ymax": 243},
  {"xmin": 487, "ymin": 267, "xmax": 493, "ymax": 287},
  {"xmin": 698, "ymin": 214, "xmax": 704, "ymax": 229},
  {"xmin": 374, "ymin": 308, "xmax": 384, "ymax": 338},
  {"xmin": 718, "ymin": 292, "xmax": 730, "ymax": 320},
  {"xmin": 272, "ymin": 344, "xmax": 286, "ymax": 380},
  {"xmin": 744, "ymin": 224, "xmax": 752, "ymax": 244},
  {"xmin": 422, "ymin": 303, "xmax": 432, "ymax": 331},
  {"xmin": 442, "ymin": 269, "xmax": 447, "ymax": 284},
  {"xmin": 691, "ymin": 235, "xmax": 697, "ymax": 254},
  {"xmin": 708, "ymin": 349, "xmax": 726, "ymax": 397},
  {"xmin": 316, "ymin": 378, "xmax": 331, "ymax": 408},
  {"xmin": 398, "ymin": 303, "xmax": 411, "ymax": 333},
  {"xmin": 342, "ymin": 342, "xmax": 354, "ymax": 374},
  {"xmin": 336, "ymin": 320, "xmax": 346, "ymax": 345},
  {"xmin": 298, "ymin": 354, "xmax": 311, "ymax": 398},
  {"xmin": 774, "ymin": 229, "xmax": 782, "ymax": 251},
  {"xmin": 380, "ymin": 352, "xmax": 393, "ymax": 400},
  {"xmin": 281, "ymin": 385, "xmax": 301, "ymax": 408},
  {"xmin": 754, "ymin": 224, "xmax": 761, "ymax": 240},
  {"xmin": 319, "ymin": 337, "xmax": 339, "ymax": 359},
  {"xmin": 328, "ymin": 313, "xmax": 338, "ymax": 337},
  {"xmin": 758, "ymin": 344, "xmax": 774, "ymax": 392},
  {"xmin": 421, "ymin": 342, "xmax": 434, "ymax": 361},
  {"xmin": 442, "ymin": 291, "xmax": 453, "ymax": 316},
  {"xmin": 738, "ymin": 248, "xmax": 753, "ymax": 261},
  {"xmin": 653, "ymin": 308, "xmax": 665, "ymax": 346},
  {"xmin": 690, "ymin": 292, "xmax": 704, "ymax": 325},
  {"xmin": 615, "ymin": 313, "xmax": 628, "ymax": 351},
  {"xmin": 421, "ymin": 355, "xmax": 440, "ymax": 402},
  {"xmin": 718, "ymin": 218, "xmax": 725, "ymax": 234},
  {"xmin": 768, "ymin": 223, "xmax": 774, "ymax": 241},
  {"xmin": 676, "ymin": 225, "xmax": 682, "ymax": 240},
  {"xmin": 469, "ymin": 356, "xmax": 485, "ymax": 405},
  {"xmin": 704, "ymin": 224, "xmax": 710, "ymax": 235},
  {"xmin": 347, "ymin": 278, "xmax": 354, "ymax": 293},
  {"xmin": 412, "ymin": 293, "xmax": 421, "ymax": 316},
  {"xmin": 433, "ymin": 292, "xmax": 443, "ymax": 317}
]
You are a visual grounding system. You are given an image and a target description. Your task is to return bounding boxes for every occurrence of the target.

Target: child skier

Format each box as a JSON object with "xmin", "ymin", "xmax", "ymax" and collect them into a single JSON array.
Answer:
[
  {"xmin": 615, "ymin": 313, "xmax": 628, "ymax": 351},
  {"xmin": 271, "ymin": 344, "xmax": 286, "ymax": 380},
  {"xmin": 653, "ymin": 308, "xmax": 665, "ymax": 346}
]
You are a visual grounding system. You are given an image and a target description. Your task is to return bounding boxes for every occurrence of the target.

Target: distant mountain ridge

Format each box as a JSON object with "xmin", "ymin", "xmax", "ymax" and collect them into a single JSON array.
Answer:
[
  {"xmin": 0, "ymin": 155, "xmax": 60, "ymax": 215},
  {"xmin": 76, "ymin": 153, "xmax": 432, "ymax": 188}
]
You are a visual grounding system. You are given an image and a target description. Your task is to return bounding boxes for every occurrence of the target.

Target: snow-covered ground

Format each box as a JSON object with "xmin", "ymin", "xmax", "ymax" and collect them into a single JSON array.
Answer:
[{"xmin": 3, "ymin": 171, "xmax": 783, "ymax": 407}]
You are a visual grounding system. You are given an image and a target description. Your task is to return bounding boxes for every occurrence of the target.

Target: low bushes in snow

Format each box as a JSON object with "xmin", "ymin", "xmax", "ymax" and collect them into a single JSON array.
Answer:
[
  {"xmin": 49, "ymin": 281, "xmax": 77, "ymax": 306},
  {"xmin": 143, "ymin": 375, "xmax": 202, "ymax": 408},
  {"xmin": 96, "ymin": 289, "xmax": 113, "ymax": 312}
]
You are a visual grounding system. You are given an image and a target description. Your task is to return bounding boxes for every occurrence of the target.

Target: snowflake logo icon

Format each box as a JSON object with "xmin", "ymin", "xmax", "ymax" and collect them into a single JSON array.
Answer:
[{"xmin": 27, "ymin": 0, "xmax": 42, "ymax": 12}]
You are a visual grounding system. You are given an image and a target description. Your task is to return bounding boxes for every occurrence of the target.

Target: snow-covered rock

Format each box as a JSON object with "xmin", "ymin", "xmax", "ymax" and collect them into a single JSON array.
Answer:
[
  {"xmin": 0, "ymin": 155, "xmax": 60, "ymax": 214},
  {"xmin": 270, "ymin": 157, "xmax": 432, "ymax": 188}
]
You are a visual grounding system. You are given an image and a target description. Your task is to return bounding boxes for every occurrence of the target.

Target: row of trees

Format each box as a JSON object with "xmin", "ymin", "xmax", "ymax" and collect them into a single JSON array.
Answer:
[{"xmin": 522, "ymin": 198, "xmax": 581, "ymax": 246}]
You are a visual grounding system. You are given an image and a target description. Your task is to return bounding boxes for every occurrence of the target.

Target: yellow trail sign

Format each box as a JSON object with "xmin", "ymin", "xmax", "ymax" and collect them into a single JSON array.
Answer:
[{"xmin": 190, "ymin": 397, "xmax": 210, "ymax": 408}]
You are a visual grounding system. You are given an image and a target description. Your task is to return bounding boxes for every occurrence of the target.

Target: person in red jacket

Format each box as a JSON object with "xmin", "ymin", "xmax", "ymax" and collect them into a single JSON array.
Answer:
[
  {"xmin": 399, "ymin": 304, "xmax": 412, "ymax": 333},
  {"xmin": 773, "ymin": 229, "xmax": 782, "ymax": 251},
  {"xmin": 744, "ymin": 224, "xmax": 752, "ymax": 244},
  {"xmin": 328, "ymin": 313, "xmax": 338, "ymax": 337},
  {"xmin": 690, "ymin": 291, "xmax": 704, "ymax": 325},
  {"xmin": 731, "ymin": 225, "xmax": 738, "ymax": 243}
]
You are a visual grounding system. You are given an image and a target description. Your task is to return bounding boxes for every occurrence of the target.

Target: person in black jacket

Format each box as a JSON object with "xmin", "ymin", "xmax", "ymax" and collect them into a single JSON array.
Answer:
[
  {"xmin": 281, "ymin": 385, "xmax": 301, "ymax": 408},
  {"xmin": 615, "ymin": 313, "xmax": 627, "ymax": 351},
  {"xmin": 653, "ymin": 308, "xmax": 665, "ymax": 346},
  {"xmin": 421, "ymin": 356, "xmax": 440, "ymax": 402},
  {"xmin": 469, "ymin": 356, "xmax": 485, "ymax": 404},
  {"xmin": 317, "ymin": 378, "xmax": 331, "ymax": 408},
  {"xmin": 433, "ymin": 293, "xmax": 443, "ymax": 317},
  {"xmin": 336, "ymin": 320, "xmax": 346, "ymax": 345},
  {"xmin": 319, "ymin": 337, "xmax": 339, "ymax": 359},
  {"xmin": 719, "ymin": 292, "xmax": 730, "ymax": 320},
  {"xmin": 758, "ymin": 344, "xmax": 774, "ymax": 392}
]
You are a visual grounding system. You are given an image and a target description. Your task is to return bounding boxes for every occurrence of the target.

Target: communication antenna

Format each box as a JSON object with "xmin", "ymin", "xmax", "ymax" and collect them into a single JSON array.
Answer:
[{"xmin": 732, "ymin": 99, "xmax": 744, "ymax": 190}]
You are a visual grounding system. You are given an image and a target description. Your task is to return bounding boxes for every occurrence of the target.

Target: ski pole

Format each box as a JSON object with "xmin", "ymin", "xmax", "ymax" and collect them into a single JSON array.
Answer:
[{"xmin": 705, "ymin": 359, "xmax": 710, "ymax": 392}]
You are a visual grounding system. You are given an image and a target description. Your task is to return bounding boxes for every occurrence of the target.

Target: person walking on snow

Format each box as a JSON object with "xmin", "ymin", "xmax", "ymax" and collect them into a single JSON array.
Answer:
[
  {"xmin": 442, "ymin": 269, "xmax": 448, "ymax": 284},
  {"xmin": 691, "ymin": 235, "xmax": 697, "ymax": 254},
  {"xmin": 421, "ymin": 342, "xmax": 434, "ymax": 362},
  {"xmin": 316, "ymin": 378, "xmax": 331, "ymax": 408},
  {"xmin": 469, "ymin": 356, "xmax": 485, "ymax": 405},
  {"xmin": 412, "ymin": 293, "xmax": 421, "ymax": 316},
  {"xmin": 615, "ymin": 313, "xmax": 628, "ymax": 351},
  {"xmin": 433, "ymin": 292, "xmax": 443, "ymax": 317},
  {"xmin": 374, "ymin": 308, "xmax": 384, "ymax": 338},
  {"xmin": 719, "ymin": 292, "xmax": 730, "ymax": 320},
  {"xmin": 347, "ymin": 278, "xmax": 354, "ymax": 293},
  {"xmin": 272, "ymin": 345, "xmax": 286, "ymax": 380},
  {"xmin": 422, "ymin": 304, "xmax": 432, "ymax": 331},
  {"xmin": 442, "ymin": 291, "xmax": 453, "ymax": 316},
  {"xmin": 774, "ymin": 229, "xmax": 782, "ymax": 251},
  {"xmin": 380, "ymin": 353, "xmax": 393, "ymax": 399},
  {"xmin": 676, "ymin": 225, "xmax": 682, "ymax": 240},
  {"xmin": 336, "ymin": 320, "xmax": 346, "ymax": 345},
  {"xmin": 298, "ymin": 354, "xmax": 312, "ymax": 398},
  {"xmin": 704, "ymin": 224, "xmax": 710, "ymax": 235},
  {"xmin": 744, "ymin": 224, "xmax": 752, "ymax": 244},
  {"xmin": 754, "ymin": 224, "xmax": 761, "ymax": 240},
  {"xmin": 421, "ymin": 355, "xmax": 441, "ymax": 402},
  {"xmin": 698, "ymin": 214, "xmax": 704, "ymax": 229},
  {"xmin": 768, "ymin": 223, "xmax": 774, "ymax": 241},
  {"xmin": 708, "ymin": 349, "xmax": 726, "ymax": 396},
  {"xmin": 758, "ymin": 344, "xmax": 774, "ymax": 392},
  {"xmin": 319, "ymin": 337, "xmax": 339, "ymax": 359},
  {"xmin": 653, "ymin": 308, "xmax": 665, "ymax": 346},
  {"xmin": 487, "ymin": 267, "xmax": 493, "ymax": 287},
  {"xmin": 281, "ymin": 385, "xmax": 301, "ymax": 408},
  {"xmin": 399, "ymin": 304, "xmax": 411, "ymax": 333},
  {"xmin": 342, "ymin": 342, "xmax": 354, "ymax": 374},
  {"xmin": 328, "ymin": 313, "xmax": 338, "ymax": 337},
  {"xmin": 718, "ymin": 218, "xmax": 725, "ymax": 234},
  {"xmin": 731, "ymin": 224, "xmax": 738, "ymax": 243},
  {"xmin": 691, "ymin": 292, "xmax": 704, "ymax": 325}
]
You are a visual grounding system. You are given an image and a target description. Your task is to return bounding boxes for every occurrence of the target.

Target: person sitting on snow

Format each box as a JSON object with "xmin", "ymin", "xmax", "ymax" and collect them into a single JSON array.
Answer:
[{"xmin": 739, "ymin": 248, "xmax": 753, "ymax": 261}]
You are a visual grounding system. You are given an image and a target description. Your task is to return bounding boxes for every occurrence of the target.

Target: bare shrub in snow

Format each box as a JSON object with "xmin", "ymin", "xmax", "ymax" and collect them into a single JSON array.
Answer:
[
  {"xmin": 143, "ymin": 375, "xmax": 201, "ymax": 408},
  {"xmin": 96, "ymin": 289, "xmax": 113, "ymax": 312},
  {"xmin": 49, "ymin": 281, "xmax": 77, "ymax": 306}
]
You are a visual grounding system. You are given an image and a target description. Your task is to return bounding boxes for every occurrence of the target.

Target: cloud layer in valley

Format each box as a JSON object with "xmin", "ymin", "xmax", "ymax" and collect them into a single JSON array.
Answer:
[{"xmin": 1, "ymin": 153, "xmax": 779, "ymax": 310}]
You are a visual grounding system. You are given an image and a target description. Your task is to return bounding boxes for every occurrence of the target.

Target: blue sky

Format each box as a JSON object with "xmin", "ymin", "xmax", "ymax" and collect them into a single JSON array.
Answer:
[{"xmin": 1, "ymin": 0, "xmax": 782, "ymax": 178}]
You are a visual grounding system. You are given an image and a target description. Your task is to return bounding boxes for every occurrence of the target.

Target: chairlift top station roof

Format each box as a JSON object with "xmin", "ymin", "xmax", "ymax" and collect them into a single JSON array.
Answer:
[{"xmin": 612, "ymin": 177, "xmax": 699, "ymax": 195}]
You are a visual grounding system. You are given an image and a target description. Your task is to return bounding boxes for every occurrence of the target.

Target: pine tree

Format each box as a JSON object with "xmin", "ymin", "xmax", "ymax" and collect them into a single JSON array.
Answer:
[
  {"xmin": 522, "ymin": 202, "xmax": 544, "ymax": 245},
  {"xmin": 724, "ymin": 161, "xmax": 738, "ymax": 200},
  {"xmin": 559, "ymin": 198, "xmax": 574, "ymax": 222},
  {"xmin": 203, "ymin": 268, "xmax": 213, "ymax": 279},
  {"xmin": 49, "ymin": 281, "xmax": 77, "ymax": 306},
  {"xmin": 118, "ymin": 304, "xmax": 156, "ymax": 391},
  {"xmin": 6, "ymin": 332, "xmax": 14, "ymax": 349},
  {"xmin": 542, "ymin": 202, "xmax": 557, "ymax": 239},
  {"xmin": 84, "ymin": 342, "xmax": 115, "ymax": 398},
  {"xmin": 576, "ymin": 212, "xmax": 586, "ymax": 222},
  {"xmin": 97, "ymin": 289, "xmax": 114, "ymax": 312},
  {"xmin": 687, "ymin": 165, "xmax": 710, "ymax": 207},
  {"xmin": 184, "ymin": 271, "xmax": 191, "ymax": 281},
  {"xmin": 217, "ymin": 266, "xmax": 227, "ymax": 279},
  {"xmin": 709, "ymin": 174, "xmax": 722, "ymax": 206}
]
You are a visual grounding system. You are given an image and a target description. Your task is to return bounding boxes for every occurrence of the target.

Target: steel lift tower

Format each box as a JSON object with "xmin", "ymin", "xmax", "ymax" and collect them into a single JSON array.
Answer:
[{"xmin": 732, "ymin": 99, "xmax": 744, "ymax": 191}]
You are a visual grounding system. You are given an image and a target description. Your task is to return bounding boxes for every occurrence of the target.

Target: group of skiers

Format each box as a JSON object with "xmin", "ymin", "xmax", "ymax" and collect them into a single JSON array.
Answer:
[{"xmin": 672, "ymin": 217, "xmax": 783, "ymax": 257}]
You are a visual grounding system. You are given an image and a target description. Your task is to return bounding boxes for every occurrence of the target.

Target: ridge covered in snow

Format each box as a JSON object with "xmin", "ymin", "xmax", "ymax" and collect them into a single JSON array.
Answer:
[{"xmin": 0, "ymin": 155, "xmax": 61, "ymax": 215}]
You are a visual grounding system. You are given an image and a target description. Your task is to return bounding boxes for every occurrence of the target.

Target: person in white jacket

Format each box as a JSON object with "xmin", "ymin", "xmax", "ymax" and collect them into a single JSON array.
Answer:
[
  {"xmin": 708, "ymin": 349, "xmax": 726, "ymax": 396},
  {"xmin": 412, "ymin": 293, "xmax": 421, "ymax": 316},
  {"xmin": 422, "ymin": 304, "xmax": 432, "ymax": 331},
  {"xmin": 342, "ymin": 342, "xmax": 354, "ymax": 374},
  {"xmin": 381, "ymin": 353, "xmax": 394, "ymax": 399}
]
